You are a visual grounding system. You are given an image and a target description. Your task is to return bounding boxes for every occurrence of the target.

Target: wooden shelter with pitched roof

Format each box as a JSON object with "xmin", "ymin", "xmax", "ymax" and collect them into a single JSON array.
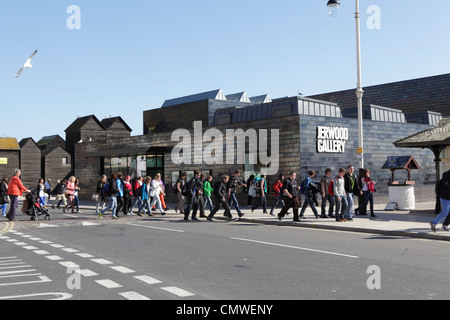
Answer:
[{"xmin": 394, "ymin": 117, "xmax": 450, "ymax": 213}]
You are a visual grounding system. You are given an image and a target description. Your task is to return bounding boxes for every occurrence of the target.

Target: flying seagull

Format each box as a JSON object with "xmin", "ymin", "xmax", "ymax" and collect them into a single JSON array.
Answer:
[{"xmin": 15, "ymin": 50, "xmax": 38, "ymax": 78}]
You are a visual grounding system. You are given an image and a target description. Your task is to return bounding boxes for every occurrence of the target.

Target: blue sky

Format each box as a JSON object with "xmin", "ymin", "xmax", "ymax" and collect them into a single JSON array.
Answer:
[{"xmin": 2, "ymin": 0, "xmax": 450, "ymax": 141}]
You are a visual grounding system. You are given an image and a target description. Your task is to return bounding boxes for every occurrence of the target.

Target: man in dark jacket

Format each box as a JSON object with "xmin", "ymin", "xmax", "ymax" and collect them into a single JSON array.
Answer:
[
  {"xmin": 431, "ymin": 170, "xmax": 450, "ymax": 232},
  {"xmin": 184, "ymin": 170, "xmax": 202, "ymax": 221},
  {"xmin": 207, "ymin": 175, "xmax": 232, "ymax": 221},
  {"xmin": 100, "ymin": 173, "xmax": 119, "ymax": 220},
  {"xmin": 344, "ymin": 165, "xmax": 362, "ymax": 221}
]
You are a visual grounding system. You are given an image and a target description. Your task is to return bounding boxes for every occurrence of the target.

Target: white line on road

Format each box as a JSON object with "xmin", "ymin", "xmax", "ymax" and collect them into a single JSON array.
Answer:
[
  {"xmin": 92, "ymin": 258, "xmax": 114, "ymax": 265},
  {"xmin": 45, "ymin": 256, "xmax": 63, "ymax": 261},
  {"xmin": 96, "ymin": 279, "xmax": 123, "ymax": 289},
  {"xmin": 129, "ymin": 223, "xmax": 185, "ymax": 233},
  {"xmin": 119, "ymin": 291, "xmax": 151, "ymax": 300},
  {"xmin": 0, "ymin": 292, "xmax": 72, "ymax": 300},
  {"xmin": 59, "ymin": 261, "xmax": 79, "ymax": 268},
  {"xmin": 0, "ymin": 275, "xmax": 51, "ymax": 287},
  {"xmin": 111, "ymin": 266, "xmax": 135, "ymax": 274},
  {"xmin": 76, "ymin": 253, "xmax": 95, "ymax": 258},
  {"xmin": 230, "ymin": 237, "xmax": 360, "ymax": 259},
  {"xmin": 134, "ymin": 275, "xmax": 162, "ymax": 285},
  {"xmin": 75, "ymin": 269, "xmax": 98, "ymax": 277},
  {"xmin": 161, "ymin": 286, "xmax": 195, "ymax": 298},
  {"xmin": 33, "ymin": 250, "xmax": 50, "ymax": 255}
]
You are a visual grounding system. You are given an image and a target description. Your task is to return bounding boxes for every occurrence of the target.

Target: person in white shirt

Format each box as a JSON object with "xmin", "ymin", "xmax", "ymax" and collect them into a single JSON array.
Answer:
[
  {"xmin": 333, "ymin": 168, "xmax": 348, "ymax": 222},
  {"xmin": 148, "ymin": 173, "xmax": 166, "ymax": 215}
]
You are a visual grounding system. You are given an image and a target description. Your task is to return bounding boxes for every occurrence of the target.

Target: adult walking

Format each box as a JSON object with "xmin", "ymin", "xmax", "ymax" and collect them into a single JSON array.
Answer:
[
  {"xmin": 148, "ymin": 173, "xmax": 166, "ymax": 215},
  {"xmin": 52, "ymin": 179, "xmax": 67, "ymax": 209},
  {"xmin": 184, "ymin": 170, "xmax": 201, "ymax": 221},
  {"xmin": 278, "ymin": 171, "xmax": 301, "ymax": 222},
  {"xmin": 344, "ymin": 165, "xmax": 362, "ymax": 221},
  {"xmin": 0, "ymin": 178, "xmax": 9, "ymax": 217},
  {"xmin": 227, "ymin": 170, "xmax": 247, "ymax": 217},
  {"xmin": 320, "ymin": 169, "xmax": 335, "ymax": 218},
  {"xmin": 174, "ymin": 172, "xmax": 187, "ymax": 215},
  {"xmin": 299, "ymin": 170, "xmax": 319, "ymax": 219},
  {"xmin": 251, "ymin": 173, "xmax": 267, "ymax": 215},
  {"xmin": 63, "ymin": 176, "xmax": 76, "ymax": 214},
  {"xmin": 100, "ymin": 173, "xmax": 119, "ymax": 219},
  {"xmin": 138, "ymin": 176, "xmax": 153, "ymax": 217},
  {"xmin": 96, "ymin": 175, "xmax": 107, "ymax": 214},
  {"xmin": 6, "ymin": 169, "xmax": 30, "ymax": 222},
  {"xmin": 207, "ymin": 175, "xmax": 232, "ymax": 221},
  {"xmin": 430, "ymin": 170, "xmax": 450, "ymax": 232},
  {"xmin": 358, "ymin": 169, "xmax": 377, "ymax": 218},
  {"xmin": 333, "ymin": 168, "xmax": 348, "ymax": 222}
]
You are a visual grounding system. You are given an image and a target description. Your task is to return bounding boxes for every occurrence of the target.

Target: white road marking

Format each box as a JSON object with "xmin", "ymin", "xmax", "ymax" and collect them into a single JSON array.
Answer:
[
  {"xmin": 45, "ymin": 256, "xmax": 63, "ymax": 261},
  {"xmin": 231, "ymin": 237, "xmax": 360, "ymax": 259},
  {"xmin": 95, "ymin": 279, "xmax": 123, "ymax": 289},
  {"xmin": 50, "ymin": 244, "xmax": 65, "ymax": 248},
  {"xmin": 119, "ymin": 291, "xmax": 151, "ymax": 300},
  {"xmin": 76, "ymin": 253, "xmax": 94, "ymax": 258},
  {"xmin": 39, "ymin": 240, "xmax": 53, "ymax": 244},
  {"xmin": 129, "ymin": 223, "xmax": 185, "ymax": 233},
  {"xmin": 0, "ymin": 256, "xmax": 16, "ymax": 260},
  {"xmin": 111, "ymin": 266, "xmax": 135, "ymax": 274},
  {"xmin": 82, "ymin": 222, "xmax": 101, "ymax": 226},
  {"xmin": 0, "ymin": 261, "xmax": 26, "ymax": 267},
  {"xmin": 59, "ymin": 261, "xmax": 79, "ymax": 268},
  {"xmin": 33, "ymin": 250, "xmax": 50, "ymax": 255},
  {"xmin": 0, "ymin": 275, "xmax": 51, "ymax": 287},
  {"xmin": 0, "ymin": 265, "xmax": 32, "ymax": 270},
  {"xmin": 20, "ymin": 235, "xmax": 32, "ymax": 238},
  {"xmin": 29, "ymin": 237, "xmax": 42, "ymax": 241},
  {"xmin": 92, "ymin": 258, "xmax": 113, "ymax": 265},
  {"xmin": 13, "ymin": 242, "xmax": 28, "ymax": 246},
  {"xmin": 161, "ymin": 286, "xmax": 195, "ymax": 298},
  {"xmin": 75, "ymin": 269, "xmax": 98, "ymax": 277},
  {"xmin": 0, "ymin": 292, "xmax": 72, "ymax": 300},
  {"xmin": 62, "ymin": 248, "xmax": 79, "ymax": 253},
  {"xmin": 22, "ymin": 246, "xmax": 39, "ymax": 250},
  {"xmin": 39, "ymin": 223, "xmax": 59, "ymax": 228},
  {"xmin": 0, "ymin": 269, "xmax": 37, "ymax": 276},
  {"xmin": 134, "ymin": 275, "xmax": 162, "ymax": 285}
]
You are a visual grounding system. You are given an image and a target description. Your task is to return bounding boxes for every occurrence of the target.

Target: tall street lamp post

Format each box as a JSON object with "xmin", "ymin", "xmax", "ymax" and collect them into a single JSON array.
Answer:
[{"xmin": 327, "ymin": 0, "xmax": 365, "ymax": 169}]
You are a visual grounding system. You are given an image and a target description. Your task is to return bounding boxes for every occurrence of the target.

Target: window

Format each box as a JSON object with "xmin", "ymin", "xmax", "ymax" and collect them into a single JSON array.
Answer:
[
  {"xmin": 62, "ymin": 157, "xmax": 68, "ymax": 165},
  {"xmin": 146, "ymin": 153, "xmax": 164, "ymax": 180}
]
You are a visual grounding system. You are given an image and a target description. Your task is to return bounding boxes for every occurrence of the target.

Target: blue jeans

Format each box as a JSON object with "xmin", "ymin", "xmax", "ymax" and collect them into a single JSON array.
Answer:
[
  {"xmin": 345, "ymin": 193, "xmax": 354, "ymax": 219},
  {"xmin": 0, "ymin": 203, "xmax": 7, "ymax": 216},
  {"xmin": 102, "ymin": 196, "xmax": 117, "ymax": 217},
  {"xmin": 362, "ymin": 191, "xmax": 374, "ymax": 215},
  {"xmin": 228, "ymin": 193, "xmax": 242, "ymax": 215},
  {"xmin": 300, "ymin": 194, "xmax": 319, "ymax": 217},
  {"xmin": 335, "ymin": 195, "xmax": 348, "ymax": 220},
  {"xmin": 432, "ymin": 198, "xmax": 450, "ymax": 226},
  {"xmin": 204, "ymin": 196, "xmax": 214, "ymax": 212}
]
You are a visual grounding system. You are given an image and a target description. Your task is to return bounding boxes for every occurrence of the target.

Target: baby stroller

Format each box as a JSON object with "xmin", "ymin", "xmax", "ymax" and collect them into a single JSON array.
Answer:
[{"xmin": 25, "ymin": 188, "xmax": 52, "ymax": 221}]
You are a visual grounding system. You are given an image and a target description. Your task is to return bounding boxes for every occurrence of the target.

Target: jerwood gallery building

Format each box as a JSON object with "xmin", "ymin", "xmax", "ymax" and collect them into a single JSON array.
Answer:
[{"xmin": 72, "ymin": 74, "xmax": 450, "ymax": 201}]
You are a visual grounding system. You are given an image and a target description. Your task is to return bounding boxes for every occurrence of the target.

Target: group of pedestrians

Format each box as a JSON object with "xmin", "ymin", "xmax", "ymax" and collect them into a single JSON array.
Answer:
[
  {"xmin": 97, "ymin": 172, "xmax": 168, "ymax": 220},
  {"xmin": 277, "ymin": 166, "xmax": 377, "ymax": 222}
]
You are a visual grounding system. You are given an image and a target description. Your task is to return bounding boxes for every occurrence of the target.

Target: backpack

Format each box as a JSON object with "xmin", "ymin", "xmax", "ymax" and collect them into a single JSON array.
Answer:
[
  {"xmin": 253, "ymin": 177, "xmax": 262, "ymax": 190},
  {"xmin": 102, "ymin": 182, "xmax": 110, "ymax": 197},
  {"xmin": 300, "ymin": 178, "xmax": 309, "ymax": 195},
  {"xmin": 328, "ymin": 180, "xmax": 335, "ymax": 197}
]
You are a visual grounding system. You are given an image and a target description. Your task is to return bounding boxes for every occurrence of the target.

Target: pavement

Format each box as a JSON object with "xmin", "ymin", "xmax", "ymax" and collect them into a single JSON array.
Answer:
[
  {"xmin": 4, "ymin": 184, "xmax": 449, "ymax": 242},
  {"xmin": 49, "ymin": 200, "xmax": 450, "ymax": 242}
]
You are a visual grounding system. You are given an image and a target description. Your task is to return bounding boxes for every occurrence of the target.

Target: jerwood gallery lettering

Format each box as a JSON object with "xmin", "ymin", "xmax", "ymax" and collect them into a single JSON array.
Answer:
[{"xmin": 317, "ymin": 126, "xmax": 349, "ymax": 153}]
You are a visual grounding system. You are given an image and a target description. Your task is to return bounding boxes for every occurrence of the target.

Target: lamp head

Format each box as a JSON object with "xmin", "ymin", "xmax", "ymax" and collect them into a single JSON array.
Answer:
[{"xmin": 327, "ymin": 0, "xmax": 340, "ymax": 17}]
